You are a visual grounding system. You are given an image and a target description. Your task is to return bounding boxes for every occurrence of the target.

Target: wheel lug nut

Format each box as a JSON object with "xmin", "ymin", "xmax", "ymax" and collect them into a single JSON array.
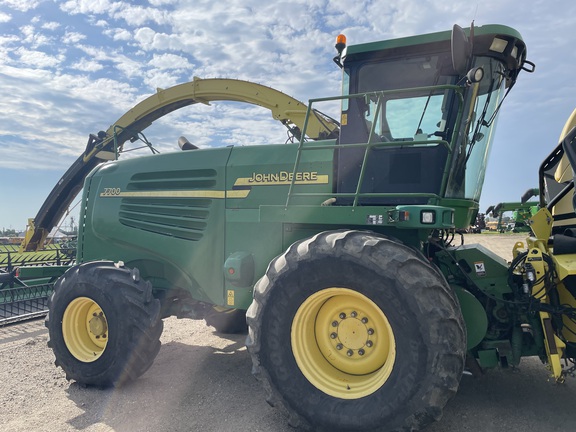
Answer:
[
  {"xmin": 330, "ymin": 332, "xmax": 337, "ymax": 339},
  {"xmin": 361, "ymin": 317, "xmax": 368, "ymax": 324},
  {"xmin": 93, "ymin": 313, "xmax": 97, "ymax": 317},
  {"xmin": 336, "ymin": 343, "xmax": 343, "ymax": 350},
  {"xmin": 347, "ymin": 349, "xmax": 354, "ymax": 357},
  {"xmin": 339, "ymin": 312, "xmax": 346, "ymax": 319},
  {"xmin": 332, "ymin": 321, "xmax": 339, "ymax": 327},
  {"xmin": 358, "ymin": 349, "xmax": 365, "ymax": 356},
  {"xmin": 366, "ymin": 340, "xmax": 373, "ymax": 347},
  {"xmin": 95, "ymin": 335, "xmax": 100, "ymax": 339},
  {"xmin": 367, "ymin": 328, "xmax": 374, "ymax": 335},
  {"xmin": 351, "ymin": 311, "xmax": 357, "ymax": 318}
]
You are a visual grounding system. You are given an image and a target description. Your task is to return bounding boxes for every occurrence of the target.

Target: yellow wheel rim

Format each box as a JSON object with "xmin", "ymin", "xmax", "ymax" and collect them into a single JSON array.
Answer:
[
  {"xmin": 62, "ymin": 297, "xmax": 109, "ymax": 362},
  {"xmin": 291, "ymin": 287, "xmax": 396, "ymax": 399}
]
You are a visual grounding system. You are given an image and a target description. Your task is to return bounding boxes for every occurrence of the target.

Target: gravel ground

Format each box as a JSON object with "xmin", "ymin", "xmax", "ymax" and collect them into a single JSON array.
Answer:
[{"xmin": 1, "ymin": 233, "xmax": 576, "ymax": 432}]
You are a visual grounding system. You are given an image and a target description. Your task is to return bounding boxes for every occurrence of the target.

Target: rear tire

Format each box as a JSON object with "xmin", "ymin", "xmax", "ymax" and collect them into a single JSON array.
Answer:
[
  {"xmin": 46, "ymin": 261, "xmax": 163, "ymax": 387},
  {"xmin": 247, "ymin": 230, "xmax": 465, "ymax": 432}
]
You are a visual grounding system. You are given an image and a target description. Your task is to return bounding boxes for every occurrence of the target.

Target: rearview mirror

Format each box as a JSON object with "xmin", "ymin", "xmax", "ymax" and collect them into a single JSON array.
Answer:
[{"xmin": 451, "ymin": 24, "xmax": 471, "ymax": 76}]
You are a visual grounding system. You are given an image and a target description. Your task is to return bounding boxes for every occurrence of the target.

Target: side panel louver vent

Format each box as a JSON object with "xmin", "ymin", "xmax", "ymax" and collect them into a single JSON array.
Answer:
[{"xmin": 119, "ymin": 169, "xmax": 217, "ymax": 241}]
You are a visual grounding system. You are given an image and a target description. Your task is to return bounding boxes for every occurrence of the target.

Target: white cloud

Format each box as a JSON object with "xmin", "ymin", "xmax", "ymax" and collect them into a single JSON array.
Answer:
[
  {"xmin": 112, "ymin": 5, "xmax": 171, "ymax": 27},
  {"xmin": 1, "ymin": 0, "xmax": 40, "ymax": 12},
  {"xmin": 104, "ymin": 28, "xmax": 132, "ymax": 41},
  {"xmin": 133, "ymin": 27, "xmax": 156, "ymax": 46},
  {"xmin": 148, "ymin": 53, "xmax": 193, "ymax": 70},
  {"xmin": 69, "ymin": 43, "xmax": 145, "ymax": 80},
  {"xmin": 59, "ymin": 0, "xmax": 123, "ymax": 16},
  {"xmin": 62, "ymin": 31, "xmax": 86, "ymax": 44},
  {"xmin": 143, "ymin": 69, "xmax": 181, "ymax": 89},
  {"xmin": 60, "ymin": 0, "xmax": 170, "ymax": 26},
  {"xmin": 0, "ymin": 65, "xmax": 139, "ymax": 172},
  {"xmin": 41, "ymin": 21, "xmax": 61, "ymax": 31},
  {"xmin": 114, "ymin": 58, "xmax": 145, "ymax": 80},
  {"xmin": 0, "ymin": 11, "xmax": 11, "ymax": 22},
  {"xmin": 19, "ymin": 25, "xmax": 54, "ymax": 48},
  {"xmin": 0, "ymin": 35, "xmax": 19, "ymax": 59},
  {"xmin": 71, "ymin": 57, "xmax": 104, "ymax": 72},
  {"xmin": 148, "ymin": 0, "xmax": 178, "ymax": 5},
  {"xmin": 15, "ymin": 47, "xmax": 63, "ymax": 68},
  {"xmin": 134, "ymin": 27, "xmax": 184, "ymax": 51}
]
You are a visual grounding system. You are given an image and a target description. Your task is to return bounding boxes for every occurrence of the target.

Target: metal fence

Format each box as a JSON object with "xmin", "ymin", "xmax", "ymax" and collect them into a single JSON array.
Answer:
[
  {"xmin": 0, "ymin": 283, "xmax": 54, "ymax": 325},
  {"xmin": 0, "ymin": 246, "xmax": 74, "ymax": 325}
]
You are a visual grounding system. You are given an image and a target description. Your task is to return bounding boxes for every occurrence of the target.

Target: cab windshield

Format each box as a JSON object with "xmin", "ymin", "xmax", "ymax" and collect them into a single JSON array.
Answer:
[
  {"xmin": 446, "ymin": 56, "xmax": 507, "ymax": 200},
  {"xmin": 337, "ymin": 52, "xmax": 506, "ymax": 204},
  {"xmin": 357, "ymin": 54, "xmax": 458, "ymax": 142},
  {"xmin": 336, "ymin": 51, "xmax": 459, "ymax": 205}
]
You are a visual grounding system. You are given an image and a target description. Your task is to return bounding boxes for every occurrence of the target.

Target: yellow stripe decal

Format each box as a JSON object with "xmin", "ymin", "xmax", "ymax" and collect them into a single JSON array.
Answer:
[{"xmin": 99, "ymin": 189, "xmax": 250, "ymax": 199}]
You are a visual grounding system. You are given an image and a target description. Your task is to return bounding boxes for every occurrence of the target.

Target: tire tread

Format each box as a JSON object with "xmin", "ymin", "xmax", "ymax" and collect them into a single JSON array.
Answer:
[{"xmin": 246, "ymin": 230, "xmax": 465, "ymax": 432}]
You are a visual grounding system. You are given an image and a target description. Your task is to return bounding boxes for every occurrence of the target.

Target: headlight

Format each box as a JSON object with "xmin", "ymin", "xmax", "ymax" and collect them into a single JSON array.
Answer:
[{"xmin": 420, "ymin": 210, "xmax": 436, "ymax": 224}]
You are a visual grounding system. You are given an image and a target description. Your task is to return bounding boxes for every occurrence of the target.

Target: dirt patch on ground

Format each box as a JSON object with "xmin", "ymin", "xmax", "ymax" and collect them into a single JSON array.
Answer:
[{"xmin": 0, "ymin": 318, "xmax": 290, "ymax": 432}]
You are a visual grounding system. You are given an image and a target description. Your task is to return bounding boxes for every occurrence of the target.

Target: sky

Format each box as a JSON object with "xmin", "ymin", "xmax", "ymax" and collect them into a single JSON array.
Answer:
[{"xmin": 1, "ymin": 0, "xmax": 575, "ymax": 232}]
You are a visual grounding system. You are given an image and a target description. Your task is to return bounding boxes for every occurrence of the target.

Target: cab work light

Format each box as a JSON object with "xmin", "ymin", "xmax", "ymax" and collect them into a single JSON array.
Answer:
[
  {"xmin": 420, "ymin": 210, "xmax": 436, "ymax": 224},
  {"xmin": 489, "ymin": 37, "xmax": 508, "ymax": 53}
]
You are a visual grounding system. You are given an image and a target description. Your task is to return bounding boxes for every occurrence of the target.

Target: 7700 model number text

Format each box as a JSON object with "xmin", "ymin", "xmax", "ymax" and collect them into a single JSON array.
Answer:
[{"xmin": 101, "ymin": 188, "xmax": 121, "ymax": 196}]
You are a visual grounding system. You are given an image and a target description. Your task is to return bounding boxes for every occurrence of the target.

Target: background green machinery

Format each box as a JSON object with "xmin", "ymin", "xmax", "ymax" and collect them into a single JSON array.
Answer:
[
  {"xmin": 41, "ymin": 23, "xmax": 576, "ymax": 432},
  {"xmin": 486, "ymin": 200, "xmax": 539, "ymax": 232}
]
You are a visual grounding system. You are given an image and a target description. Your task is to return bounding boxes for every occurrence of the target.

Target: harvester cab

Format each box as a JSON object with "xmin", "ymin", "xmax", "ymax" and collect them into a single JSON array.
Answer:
[{"xmin": 324, "ymin": 23, "xmax": 531, "ymax": 225}]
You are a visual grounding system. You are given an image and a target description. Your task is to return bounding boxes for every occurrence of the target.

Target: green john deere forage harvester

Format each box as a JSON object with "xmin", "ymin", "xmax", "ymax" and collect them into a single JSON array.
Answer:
[{"xmin": 43, "ymin": 23, "xmax": 576, "ymax": 431}]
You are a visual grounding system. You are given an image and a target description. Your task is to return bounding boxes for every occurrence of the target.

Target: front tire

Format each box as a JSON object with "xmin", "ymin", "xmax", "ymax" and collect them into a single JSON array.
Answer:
[
  {"xmin": 247, "ymin": 230, "xmax": 465, "ymax": 432},
  {"xmin": 46, "ymin": 261, "xmax": 163, "ymax": 387}
]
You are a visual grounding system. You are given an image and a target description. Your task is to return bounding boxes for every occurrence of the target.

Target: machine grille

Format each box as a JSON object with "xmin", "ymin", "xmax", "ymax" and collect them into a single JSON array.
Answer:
[
  {"xmin": 126, "ymin": 169, "xmax": 217, "ymax": 190},
  {"xmin": 119, "ymin": 169, "xmax": 217, "ymax": 240}
]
